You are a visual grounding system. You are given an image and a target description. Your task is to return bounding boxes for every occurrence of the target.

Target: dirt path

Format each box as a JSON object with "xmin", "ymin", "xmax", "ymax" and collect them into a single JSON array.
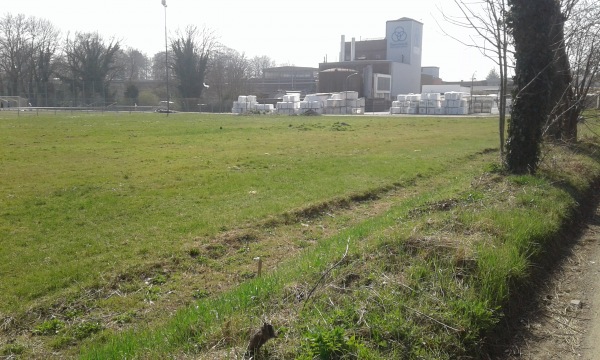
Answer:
[{"xmin": 502, "ymin": 203, "xmax": 600, "ymax": 359}]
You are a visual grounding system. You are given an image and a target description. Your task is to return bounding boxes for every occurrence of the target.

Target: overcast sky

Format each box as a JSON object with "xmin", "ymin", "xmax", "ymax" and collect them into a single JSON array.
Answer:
[{"xmin": 8, "ymin": 0, "xmax": 496, "ymax": 81}]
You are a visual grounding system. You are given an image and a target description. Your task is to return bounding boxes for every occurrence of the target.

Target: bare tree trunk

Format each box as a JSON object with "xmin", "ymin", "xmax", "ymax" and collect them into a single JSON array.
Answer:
[
  {"xmin": 545, "ymin": 0, "xmax": 600, "ymax": 143},
  {"xmin": 497, "ymin": 0, "xmax": 510, "ymax": 158},
  {"xmin": 546, "ymin": 2, "xmax": 576, "ymax": 143},
  {"xmin": 443, "ymin": 0, "xmax": 513, "ymax": 159}
]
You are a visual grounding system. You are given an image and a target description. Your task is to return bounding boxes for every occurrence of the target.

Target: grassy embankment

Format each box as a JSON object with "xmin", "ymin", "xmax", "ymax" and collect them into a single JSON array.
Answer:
[{"xmin": 0, "ymin": 111, "xmax": 598, "ymax": 358}]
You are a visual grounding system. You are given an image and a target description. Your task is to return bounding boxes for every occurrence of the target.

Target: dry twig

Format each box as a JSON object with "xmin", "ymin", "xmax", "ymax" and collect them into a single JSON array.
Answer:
[{"xmin": 302, "ymin": 237, "xmax": 351, "ymax": 309}]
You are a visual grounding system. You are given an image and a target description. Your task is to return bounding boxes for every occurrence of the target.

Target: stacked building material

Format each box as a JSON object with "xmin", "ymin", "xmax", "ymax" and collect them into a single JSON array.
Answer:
[
  {"xmin": 420, "ymin": 93, "xmax": 443, "ymax": 115},
  {"xmin": 232, "ymin": 95, "xmax": 259, "ymax": 114},
  {"xmin": 407, "ymin": 94, "xmax": 421, "ymax": 114},
  {"xmin": 232, "ymin": 95, "xmax": 276, "ymax": 114},
  {"xmin": 323, "ymin": 91, "xmax": 365, "ymax": 115},
  {"xmin": 390, "ymin": 93, "xmax": 421, "ymax": 114},
  {"xmin": 472, "ymin": 95, "xmax": 495, "ymax": 114},
  {"xmin": 255, "ymin": 104, "xmax": 275, "ymax": 113},
  {"xmin": 299, "ymin": 94, "xmax": 327, "ymax": 114},
  {"xmin": 325, "ymin": 93, "xmax": 344, "ymax": 114},
  {"xmin": 444, "ymin": 92, "xmax": 469, "ymax": 115},
  {"xmin": 232, "ymin": 92, "xmax": 365, "ymax": 116},
  {"xmin": 276, "ymin": 93, "xmax": 301, "ymax": 115},
  {"xmin": 391, "ymin": 94, "xmax": 406, "ymax": 114}
]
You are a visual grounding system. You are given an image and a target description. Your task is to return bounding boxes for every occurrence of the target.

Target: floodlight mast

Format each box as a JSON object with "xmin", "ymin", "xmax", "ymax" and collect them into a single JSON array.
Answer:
[{"xmin": 162, "ymin": 0, "xmax": 170, "ymax": 116}]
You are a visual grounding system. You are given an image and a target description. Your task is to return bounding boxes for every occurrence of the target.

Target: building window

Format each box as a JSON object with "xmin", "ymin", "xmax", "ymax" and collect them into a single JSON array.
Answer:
[{"xmin": 377, "ymin": 77, "xmax": 391, "ymax": 91}]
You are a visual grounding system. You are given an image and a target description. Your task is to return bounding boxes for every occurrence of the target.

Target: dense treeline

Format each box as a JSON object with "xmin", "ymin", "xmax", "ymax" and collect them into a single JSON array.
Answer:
[{"xmin": 0, "ymin": 13, "xmax": 276, "ymax": 109}]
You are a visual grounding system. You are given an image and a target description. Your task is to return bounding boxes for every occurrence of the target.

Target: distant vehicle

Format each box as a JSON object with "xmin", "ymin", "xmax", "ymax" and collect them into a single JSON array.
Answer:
[
  {"xmin": 155, "ymin": 108, "xmax": 176, "ymax": 113},
  {"xmin": 156, "ymin": 100, "xmax": 176, "ymax": 113}
]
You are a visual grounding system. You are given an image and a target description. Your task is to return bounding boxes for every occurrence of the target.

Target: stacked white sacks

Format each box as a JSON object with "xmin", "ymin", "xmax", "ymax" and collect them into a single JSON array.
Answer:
[
  {"xmin": 390, "ymin": 93, "xmax": 421, "ymax": 114},
  {"xmin": 443, "ymin": 92, "xmax": 470, "ymax": 115},
  {"xmin": 323, "ymin": 91, "xmax": 365, "ymax": 115},
  {"xmin": 231, "ymin": 95, "xmax": 276, "ymax": 114},
  {"xmin": 276, "ymin": 93, "xmax": 301, "ymax": 115},
  {"xmin": 232, "ymin": 95, "xmax": 258, "ymax": 114},
  {"xmin": 419, "ymin": 93, "xmax": 443, "ymax": 115},
  {"xmin": 299, "ymin": 94, "xmax": 328, "ymax": 114}
]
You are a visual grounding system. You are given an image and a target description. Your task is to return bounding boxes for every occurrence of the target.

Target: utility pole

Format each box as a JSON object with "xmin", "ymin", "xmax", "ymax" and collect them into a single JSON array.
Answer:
[{"xmin": 162, "ymin": 0, "xmax": 170, "ymax": 116}]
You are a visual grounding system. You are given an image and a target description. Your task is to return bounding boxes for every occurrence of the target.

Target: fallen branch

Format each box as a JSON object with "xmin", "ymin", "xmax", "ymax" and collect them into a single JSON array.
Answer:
[
  {"xmin": 303, "ymin": 237, "xmax": 351, "ymax": 309},
  {"xmin": 403, "ymin": 305, "xmax": 462, "ymax": 333}
]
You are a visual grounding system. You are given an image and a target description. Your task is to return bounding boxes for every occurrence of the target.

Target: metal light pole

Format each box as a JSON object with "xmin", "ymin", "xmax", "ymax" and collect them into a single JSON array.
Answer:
[
  {"xmin": 344, "ymin": 72, "xmax": 359, "ymax": 115},
  {"xmin": 470, "ymin": 71, "xmax": 477, "ymax": 115},
  {"xmin": 162, "ymin": 0, "xmax": 170, "ymax": 116},
  {"xmin": 344, "ymin": 72, "xmax": 359, "ymax": 92}
]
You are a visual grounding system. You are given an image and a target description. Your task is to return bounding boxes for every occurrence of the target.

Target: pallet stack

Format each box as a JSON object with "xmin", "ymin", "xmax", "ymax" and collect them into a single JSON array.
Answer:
[
  {"xmin": 232, "ymin": 95, "xmax": 258, "ymax": 114},
  {"xmin": 323, "ymin": 91, "xmax": 365, "ymax": 115},
  {"xmin": 232, "ymin": 95, "xmax": 274, "ymax": 114},
  {"xmin": 443, "ymin": 92, "xmax": 469, "ymax": 115},
  {"xmin": 419, "ymin": 93, "xmax": 443, "ymax": 115},
  {"xmin": 276, "ymin": 93, "xmax": 301, "ymax": 115},
  {"xmin": 299, "ymin": 94, "xmax": 328, "ymax": 114},
  {"xmin": 232, "ymin": 92, "xmax": 366, "ymax": 116},
  {"xmin": 390, "ymin": 93, "xmax": 421, "ymax": 114}
]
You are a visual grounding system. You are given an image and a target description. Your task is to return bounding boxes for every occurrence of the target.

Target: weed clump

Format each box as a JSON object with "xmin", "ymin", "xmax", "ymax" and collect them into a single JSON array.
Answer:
[{"xmin": 33, "ymin": 319, "xmax": 64, "ymax": 336}]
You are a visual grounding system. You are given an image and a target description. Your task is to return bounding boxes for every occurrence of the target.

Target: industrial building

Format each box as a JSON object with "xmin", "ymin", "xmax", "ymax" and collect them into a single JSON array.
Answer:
[
  {"xmin": 319, "ymin": 17, "xmax": 423, "ymax": 111},
  {"xmin": 235, "ymin": 16, "xmax": 576, "ymax": 116},
  {"xmin": 247, "ymin": 66, "xmax": 318, "ymax": 99}
]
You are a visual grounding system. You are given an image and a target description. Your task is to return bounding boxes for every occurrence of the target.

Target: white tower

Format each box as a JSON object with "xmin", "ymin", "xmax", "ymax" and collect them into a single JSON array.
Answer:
[
  {"xmin": 386, "ymin": 18, "xmax": 423, "ymax": 95},
  {"xmin": 386, "ymin": 18, "xmax": 423, "ymax": 65}
]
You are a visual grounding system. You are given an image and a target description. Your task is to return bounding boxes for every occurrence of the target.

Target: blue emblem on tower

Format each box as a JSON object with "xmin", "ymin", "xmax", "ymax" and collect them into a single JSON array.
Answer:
[{"xmin": 392, "ymin": 26, "xmax": 408, "ymax": 43}]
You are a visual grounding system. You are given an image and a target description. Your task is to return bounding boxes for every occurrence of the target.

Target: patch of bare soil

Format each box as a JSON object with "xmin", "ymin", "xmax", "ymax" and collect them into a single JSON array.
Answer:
[{"xmin": 499, "ymin": 203, "xmax": 600, "ymax": 359}]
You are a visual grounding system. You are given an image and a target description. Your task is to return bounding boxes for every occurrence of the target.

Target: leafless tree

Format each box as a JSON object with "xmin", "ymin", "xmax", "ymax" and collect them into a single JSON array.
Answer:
[
  {"xmin": 29, "ymin": 17, "xmax": 60, "ymax": 106},
  {"xmin": 248, "ymin": 55, "xmax": 276, "ymax": 79},
  {"xmin": 545, "ymin": 0, "xmax": 600, "ymax": 141},
  {"xmin": 225, "ymin": 50, "xmax": 250, "ymax": 98},
  {"xmin": 0, "ymin": 14, "xmax": 34, "ymax": 97},
  {"xmin": 151, "ymin": 50, "xmax": 169, "ymax": 81},
  {"xmin": 0, "ymin": 14, "xmax": 61, "ymax": 105},
  {"xmin": 115, "ymin": 48, "xmax": 151, "ymax": 82},
  {"xmin": 204, "ymin": 47, "xmax": 251, "ymax": 112},
  {"xmin": 439, "ymin": 0, "xmax": 512, "ymax": 157},
  {"xmin": 204, "ymin": 49, "xmax": 227, "ymax": 111}
]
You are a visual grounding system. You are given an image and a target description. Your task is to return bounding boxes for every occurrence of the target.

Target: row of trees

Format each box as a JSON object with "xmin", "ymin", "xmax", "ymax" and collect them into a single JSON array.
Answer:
[
  {"xmin": 446, "ymin": 0, "xmax": 599, "ymax": 174},
  {"xmin": 0, "ymin": 14, "xmax": 153, "ymax": 106},
  {"xmin": 0, "ymin": 13, "xmax": 276, "ymax": 109}
]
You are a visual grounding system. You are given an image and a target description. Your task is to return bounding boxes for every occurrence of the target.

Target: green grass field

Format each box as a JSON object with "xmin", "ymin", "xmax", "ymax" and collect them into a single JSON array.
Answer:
[
  {"xmin": 1, "ymin": 111, "xmax": 598, "ymax": 359},
  {"xmin": 0, "ymin": 112, "xmax": 496, "ymax": 311}
]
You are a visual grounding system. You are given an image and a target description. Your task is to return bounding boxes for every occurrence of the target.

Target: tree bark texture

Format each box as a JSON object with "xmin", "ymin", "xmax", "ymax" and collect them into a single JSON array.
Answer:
[{"xmin": 505, "ymin": 0, "xmax": 557, "ymax": 174}]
